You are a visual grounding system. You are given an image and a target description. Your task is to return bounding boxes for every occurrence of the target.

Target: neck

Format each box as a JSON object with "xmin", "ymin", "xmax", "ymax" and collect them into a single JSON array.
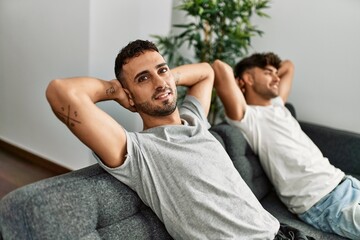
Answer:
[
  {"xmin": 140, "ymin": 109, "xmax": 182, "ymax": 130},
  {"xmin": 245, "ymin": 92, "xmax": 272, "ymax": 106}
]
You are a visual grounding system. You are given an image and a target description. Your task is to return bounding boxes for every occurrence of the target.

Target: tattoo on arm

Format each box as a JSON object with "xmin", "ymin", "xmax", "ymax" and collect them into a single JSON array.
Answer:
[
  {"xmin": 106, "ymin": 86, "xmax": 116, "ymax": 96},
  {"xmin": 55, "ymin": 105, "xmax": 81, "ymax": 128},
  {"xmin": 174, "ymin": 72, "xmax": 181, "ymax": 85}
]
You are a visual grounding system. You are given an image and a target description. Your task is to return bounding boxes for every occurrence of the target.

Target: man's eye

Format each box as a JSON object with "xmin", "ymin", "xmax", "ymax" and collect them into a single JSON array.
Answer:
[
  {"xmin": 159, "ymin": 67, "xmax": 168, "ymax": 74},
  {"xmin": 138, "ymin": 75, "xmax": 149, "ymax": 82},
  {"xmin": 265, "ymin": 71, "xmax": 271, "ymax": 75}
]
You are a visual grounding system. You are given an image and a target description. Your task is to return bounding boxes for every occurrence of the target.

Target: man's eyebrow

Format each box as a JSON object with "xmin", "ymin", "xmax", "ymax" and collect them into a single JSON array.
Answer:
[
  {"xmin": 264, "ymin": 66, "xmax": 277, "ymax": 73},
  {"xmin": 156, "ymin": 62, "xmax": 168, "ymax": 69},
  {"xmin": 134, "ymin": 70, "xmax": 149, "ymax": 81},
  {"xmin": 133, "ymin": 62, "xmax": 168, "ymax": 81}
]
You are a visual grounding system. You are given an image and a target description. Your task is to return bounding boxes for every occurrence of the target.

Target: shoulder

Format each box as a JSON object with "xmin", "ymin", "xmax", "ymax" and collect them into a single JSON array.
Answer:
[{"xmin": 180, "ymin": 95, "xmax": 210, "ymax": 128}]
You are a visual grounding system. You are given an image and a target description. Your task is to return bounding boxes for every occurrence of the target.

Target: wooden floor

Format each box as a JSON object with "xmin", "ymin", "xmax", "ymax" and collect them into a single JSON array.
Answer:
[{"xmin": 0, "ymin": 147, "xmax": 64, "ymax": 199}]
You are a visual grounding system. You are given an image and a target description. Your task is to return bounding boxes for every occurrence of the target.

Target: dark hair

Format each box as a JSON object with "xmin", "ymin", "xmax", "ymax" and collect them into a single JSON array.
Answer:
[
  {"xmin": 234, "ymin": 52, "xmax": 282, "ymax": 79},
  {"xmin": 114, "ymin": 39, "xmax": 159, "ymax": 85}
]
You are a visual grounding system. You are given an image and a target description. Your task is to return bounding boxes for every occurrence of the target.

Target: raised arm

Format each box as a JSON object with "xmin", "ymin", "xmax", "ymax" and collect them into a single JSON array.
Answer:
[
  {"xmin": 46, "ymin": 77, "xmax": 132, "ymax": 168},
  {"xmin": 212, "ymin": 59, "xmax": 247, "ymax": 121},
  {"xmin": 171, "ymin": 62, "xmax": 214, "ymax": 116},
  {"xmin": 278, "ymin": 60, "xmax": 295, "ymax": 103}
]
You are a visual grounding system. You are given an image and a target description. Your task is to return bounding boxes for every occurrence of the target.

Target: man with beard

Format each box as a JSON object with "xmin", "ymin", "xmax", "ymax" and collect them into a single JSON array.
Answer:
[
  {"xmin": 46, "ymin": 40, "xmax": 309, "ymax": 239},
  {"xmin": 212, "ymin": 52, "xmax": 360, "ymax": 240}
]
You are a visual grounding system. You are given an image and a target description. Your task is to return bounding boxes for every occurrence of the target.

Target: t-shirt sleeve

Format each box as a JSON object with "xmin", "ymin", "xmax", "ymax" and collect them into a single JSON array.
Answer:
[
  {"xmin": 92, "ymin": 130, "xmax": 142, "ymax": 192},
  {"xmin": 180, "ymin": 95, "xmax": 211, "ymax": 129},
  {"xmin": 225, "ymin": 104, "xmax": 252, "ymax": 131}
]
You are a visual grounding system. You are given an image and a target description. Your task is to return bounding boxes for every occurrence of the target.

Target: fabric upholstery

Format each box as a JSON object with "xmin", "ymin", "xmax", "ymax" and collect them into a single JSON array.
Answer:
[
  {"xmin": 300, "ymin": 121, "xmax": 360, "ymax": 175},
  {"xmin": 0, "ymin": 165, "xmax": 171, "ymax": 240}
]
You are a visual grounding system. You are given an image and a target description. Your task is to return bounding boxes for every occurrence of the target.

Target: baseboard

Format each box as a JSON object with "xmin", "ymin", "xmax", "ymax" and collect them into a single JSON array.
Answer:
[{"xmin": 0, "ymin": 139, "xmax": 71, "ymax": 175}]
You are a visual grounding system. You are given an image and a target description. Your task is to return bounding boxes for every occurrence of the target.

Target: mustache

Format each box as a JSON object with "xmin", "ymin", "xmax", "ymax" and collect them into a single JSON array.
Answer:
[{"xmin": 152, "ymin": 87, "xmax": 174, "ymax": 99}]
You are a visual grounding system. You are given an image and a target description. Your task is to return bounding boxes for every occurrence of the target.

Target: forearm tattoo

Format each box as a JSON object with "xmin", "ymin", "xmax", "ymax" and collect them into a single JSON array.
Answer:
[{"xmin": 55, "ymin": 105, "xmax": 81, "ymax": 128}]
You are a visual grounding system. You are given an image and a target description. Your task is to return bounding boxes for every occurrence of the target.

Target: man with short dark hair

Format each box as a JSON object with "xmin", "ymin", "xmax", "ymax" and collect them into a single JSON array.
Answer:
[{"xmin": 46, "ymin": 40, "xmax": 284, "ymax": 239}]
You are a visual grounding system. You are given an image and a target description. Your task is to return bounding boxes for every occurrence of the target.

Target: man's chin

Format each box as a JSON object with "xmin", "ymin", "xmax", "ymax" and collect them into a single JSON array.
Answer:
[
  {"xmin": 271, "ymin": 91, "xmax": 279, "ymax": 98},
  {"xmin": 157, "ymin": 104, "xmax": 177, "ymax": 116}
]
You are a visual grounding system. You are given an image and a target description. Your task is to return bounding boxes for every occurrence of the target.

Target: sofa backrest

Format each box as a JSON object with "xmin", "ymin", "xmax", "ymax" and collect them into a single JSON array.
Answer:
[{"xmin": 209, "ymin": 123, "xmax": 273, "ymax": 200}]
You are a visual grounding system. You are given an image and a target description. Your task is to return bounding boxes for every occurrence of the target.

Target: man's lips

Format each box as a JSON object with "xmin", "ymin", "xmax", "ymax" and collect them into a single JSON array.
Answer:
[
  {"xmin": 154, "ymin": 89, "xmax": 172, "ymax": 100},
  {"xmin": 270, "ymin": 83, "xmax": 279, "ymax": 89}
]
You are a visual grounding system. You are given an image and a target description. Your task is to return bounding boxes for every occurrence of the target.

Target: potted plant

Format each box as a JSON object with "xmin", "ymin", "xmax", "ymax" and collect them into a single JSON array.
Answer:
[{"xmin": 153, "ymin": 0, "xmax": 271, "ymax": 124}]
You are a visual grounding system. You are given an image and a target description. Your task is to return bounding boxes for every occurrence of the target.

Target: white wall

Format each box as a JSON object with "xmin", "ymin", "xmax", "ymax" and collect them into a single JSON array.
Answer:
[
  {"xmin": 0, "ymin": 0, "xmax": 172, "ymax": 170},
  {"xmin": 250, "ymin": 0, "xmax": 360, "ymax": 133},
  {"xmin": 0, "ymin": 0, "xmax": 358, "ymax": 170},
  {"xmin": 170, "ymin": 0, "xmax": 360, "ymax": 133},
  {"xmin": 0, "ymin": 0, "xmax": 91, "ymax": 170}
]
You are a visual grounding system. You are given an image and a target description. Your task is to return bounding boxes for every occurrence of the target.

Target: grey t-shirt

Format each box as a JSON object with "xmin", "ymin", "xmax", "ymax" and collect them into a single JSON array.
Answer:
[{"xmin": 96, "ymin": 95, "xmax": 279, "ymax": 240}]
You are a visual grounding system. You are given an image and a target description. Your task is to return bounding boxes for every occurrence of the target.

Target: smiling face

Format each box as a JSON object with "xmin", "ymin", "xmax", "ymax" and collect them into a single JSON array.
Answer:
[
  {"xmin": 248, "ymin": 65, "xmax": 280, "ymax": 100},
  {"xmin": 243, "ymin": 65, "xmax": 280, "ymax": 102},
  {"xmin": 234, "ymin": 52, "xmax": 282, "ymax": 103},
  {"xmin": 122, "ymin": 50, "xmax": 177, "ymax": 117}
]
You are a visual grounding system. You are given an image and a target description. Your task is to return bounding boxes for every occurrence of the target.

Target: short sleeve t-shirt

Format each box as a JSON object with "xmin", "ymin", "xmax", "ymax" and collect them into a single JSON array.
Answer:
[
  {"xmin": 95, "ymin": 95, "xmax": 279, "ymax": 240},
  {"xmin": 227, "ymin": 97, "xmax": 344, "ymax": 214}
]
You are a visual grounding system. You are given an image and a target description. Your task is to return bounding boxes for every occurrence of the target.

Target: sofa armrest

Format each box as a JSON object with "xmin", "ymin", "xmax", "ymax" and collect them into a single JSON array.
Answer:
[{"xmin": 300, "ymin": 121, "xmax": 360, "ymax": 176}]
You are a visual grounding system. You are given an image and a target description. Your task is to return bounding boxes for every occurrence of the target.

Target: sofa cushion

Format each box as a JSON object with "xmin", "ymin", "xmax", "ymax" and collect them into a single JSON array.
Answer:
[
  {"xmin": 0, "ymin": 164, "xmax": 172, "ymax": 240},
  {"xmin": 209, "ymin": 123, "xmax": 272, "ymax": 200}
]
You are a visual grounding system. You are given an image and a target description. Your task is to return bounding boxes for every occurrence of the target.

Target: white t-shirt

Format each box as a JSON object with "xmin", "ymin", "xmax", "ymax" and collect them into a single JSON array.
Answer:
[
  {"xmin": 227, "ymin": 97, "xmax": 344, "ymax": 214},
  {"xmin": 95, "ymin": 96, "xmax": 280, "ymax": 240}
]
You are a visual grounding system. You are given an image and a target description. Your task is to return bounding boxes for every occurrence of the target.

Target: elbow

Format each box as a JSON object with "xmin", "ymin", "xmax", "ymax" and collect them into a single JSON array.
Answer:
[
  {"xmin": 46, "ymin": 79, "xmax": 58, "ymax": 100},
  {"xmin": 212, "ymin": 59, "xmax": 223, "ymax": 66},
  {"xmin": 202, "ymin": 61, "xmax": 215, "ymax": 74},
  {"xmin": 45, "ymin": 79, "xmax": 66, "ymax": 106},
  {"xmin": 200, "ymin": 62, "xmax": 215, "ymax": 85},
  {"xmin": 281, "ymin": 60, "xmax": 295, "ymax": 73},
  {"xmin": 212, "ymin": 59, "xmax": 228, "ymax": 88},
  {"xmin": 212, "ymin": 59, "xmax": 223, "ymax": 73}
]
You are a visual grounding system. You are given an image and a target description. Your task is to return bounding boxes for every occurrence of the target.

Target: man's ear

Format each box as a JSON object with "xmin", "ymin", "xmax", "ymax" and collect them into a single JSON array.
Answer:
[
  {"xmin": 123, "ymin": 88, "xmax": 137, "ymax": 111},
  {"xmin": 242, "ymin": 72, "xmax": 254, "ymax": 86},
  {"xmin": 236, "ymin": 78, "xmax": 246, "ymax": 94}
]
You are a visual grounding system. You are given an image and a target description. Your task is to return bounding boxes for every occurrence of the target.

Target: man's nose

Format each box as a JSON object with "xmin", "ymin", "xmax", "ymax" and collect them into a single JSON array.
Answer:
[
  {"xmin": 154, "ymin": 75, "xmax": 166, "ymax": 89},
  {"xmin": 274, "ymin": 74, "xmax": 280, "ymax": 82}
]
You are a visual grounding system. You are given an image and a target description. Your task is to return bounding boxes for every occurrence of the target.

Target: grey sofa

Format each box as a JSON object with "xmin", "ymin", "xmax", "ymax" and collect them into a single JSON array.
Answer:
[{"xmin": 1, "ymin": 105, "xmax": 359, "ymax": 240}]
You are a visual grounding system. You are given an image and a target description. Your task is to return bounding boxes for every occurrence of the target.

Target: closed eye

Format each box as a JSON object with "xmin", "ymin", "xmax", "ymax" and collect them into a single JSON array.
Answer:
[
  {"xmin": 264, "ymin": 67, "xmax": 277, "ymax": 76},
  {"xmin": 264, "ymin": 70, "xmax": 272, "ymax": 75}
]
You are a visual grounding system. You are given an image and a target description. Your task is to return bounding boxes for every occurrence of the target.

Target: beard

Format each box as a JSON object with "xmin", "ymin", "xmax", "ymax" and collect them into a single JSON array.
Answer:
[
  {"xmin": 253, "ymin": 84, "xmax": 278, "ymax": 99},
  {"xmin": 134, "ymin": 87, "xmax": 177, "ymax": 117},
  {"xmin": 135, "ymin": 99, "xmax": 177, "ymax": 116}
]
